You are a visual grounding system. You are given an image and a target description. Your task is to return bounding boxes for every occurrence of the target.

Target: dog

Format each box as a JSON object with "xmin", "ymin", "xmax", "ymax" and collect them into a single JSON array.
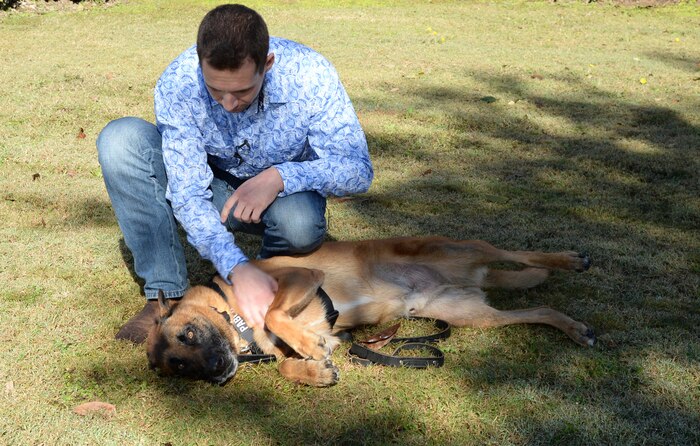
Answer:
[{"xmin": 146, "ymin": 236, "xmax": 594, "ymax": 387}]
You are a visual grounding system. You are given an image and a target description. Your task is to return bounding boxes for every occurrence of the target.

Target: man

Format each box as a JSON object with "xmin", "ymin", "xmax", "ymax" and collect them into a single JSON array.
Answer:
[{"xmin": 96, "ymin": 4, "xmax": 373, "ymax": 343}]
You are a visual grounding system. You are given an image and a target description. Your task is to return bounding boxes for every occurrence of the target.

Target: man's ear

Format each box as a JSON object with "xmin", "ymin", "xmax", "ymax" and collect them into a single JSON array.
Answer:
[
  {"xmin": 263, "ymin": 53, "xmax": 275, "ymax": 73},
  {"xmin": 157, "ymin": 290, "xmax": 177, "ymax": 320}
]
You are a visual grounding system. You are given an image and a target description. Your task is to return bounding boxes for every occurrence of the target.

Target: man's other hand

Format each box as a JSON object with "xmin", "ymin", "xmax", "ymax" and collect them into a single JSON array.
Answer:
[{"xmin": 220, "ymin": 167, "xmax": 284, "ymax": 224}]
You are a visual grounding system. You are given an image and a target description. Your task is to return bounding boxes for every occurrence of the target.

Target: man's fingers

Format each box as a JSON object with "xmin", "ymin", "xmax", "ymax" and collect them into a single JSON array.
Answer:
[
  {"xmin": 220, "ymin": 195, "xmax": 239, "ymax": 223},
  {"xmin": 251, "ymin": 208, "xmax": 263, "ymax": 224},
  {"xmin": 257, "ymin": 308, "xmax": 267, "ymax": 328},
  {"xmin": 234, "ymin": 204, "xmax": 254, "ymax": 223}
]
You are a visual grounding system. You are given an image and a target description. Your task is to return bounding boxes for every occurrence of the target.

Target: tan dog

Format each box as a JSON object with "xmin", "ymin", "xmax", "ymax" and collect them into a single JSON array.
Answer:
[{"xmin": 146, "ymin": 237, "xmax": 593, "ymax": 386}]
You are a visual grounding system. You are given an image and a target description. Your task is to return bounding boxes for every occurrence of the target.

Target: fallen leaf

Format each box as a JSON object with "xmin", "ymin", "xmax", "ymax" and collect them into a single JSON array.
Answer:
[
  {"xmin": 360, "ymin": 323, "xmax": 400, "ymax": 350},
  {"xmin": 5, "ymin": 381, "xmax": 15, "ymax": 396},
  {"xmin": 530, "ymin": 73, "xmax": 544, "ymax": 80},
  {"xmin": 639, "ymin": 78, "xmax": 647, "ymax": 85},
  {"xmin": 390, "ymin": 87, "xmax": 399, "ymax": 92},
  {"xmin": 480, "ymin": 96, "xmax": 497, "ymax": 103},
  {"xmin": 32, "ymin": 173, "xmax": 40, "ymax": 181},
  {"xmin": 74, "ymin": 401, "xmax": 116, "ymax": 418},
  {"xmin": 77, "ymin": 128, "xmax": 87, "ymax": 139},
  {"xmin": 421, "ymin": 169, "xmax": 433, "ymax": 176}
]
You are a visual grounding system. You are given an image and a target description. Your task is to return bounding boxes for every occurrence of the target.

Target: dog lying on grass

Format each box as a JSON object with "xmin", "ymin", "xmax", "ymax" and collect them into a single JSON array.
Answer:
[{"xmin": 146, "ymin": 236, "xmax": 593, "ymax": 386}]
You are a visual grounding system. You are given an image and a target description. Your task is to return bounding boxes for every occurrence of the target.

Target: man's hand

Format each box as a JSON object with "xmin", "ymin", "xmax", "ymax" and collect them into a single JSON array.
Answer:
[
  {"xmin": 220, "ymin": 167, "xmax": 284, "ymax": 224},
  {"xmin": 229, "ymin": 262, "xmax": 278, "ymax": 328}
]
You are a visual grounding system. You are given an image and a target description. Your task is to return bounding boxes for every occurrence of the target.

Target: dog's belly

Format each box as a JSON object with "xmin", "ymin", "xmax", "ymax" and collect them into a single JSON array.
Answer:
[
  {"xmin": 332, "ymin": 294, "xmax": 375, "ymax": 315},
  {"xmin": 330, "ymin": 290, "xmax": 431, "ymax": 329}
]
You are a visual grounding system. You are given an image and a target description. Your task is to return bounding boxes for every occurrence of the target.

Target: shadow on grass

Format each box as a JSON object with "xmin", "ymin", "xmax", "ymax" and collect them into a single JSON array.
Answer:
[
  {"xmin": 646, "ymin": 50, "xmax": 700, "ymax": 73},
  {"xmin": 448, "ymin": 341, "xmax": 700, "ymax": 444},
  {"xmin": 71, "ymin": 66, "xmax": 699, "ymax": 443},
  {"xmin": 337, "ymin": 70, "xmax": 699, "ymax": 441}
]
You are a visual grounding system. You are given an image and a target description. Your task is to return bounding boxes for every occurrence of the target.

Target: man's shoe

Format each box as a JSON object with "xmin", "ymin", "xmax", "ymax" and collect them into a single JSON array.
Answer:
[{"xmin": 115, "ymin": 300, "xmax": 159, "ymax": 344}]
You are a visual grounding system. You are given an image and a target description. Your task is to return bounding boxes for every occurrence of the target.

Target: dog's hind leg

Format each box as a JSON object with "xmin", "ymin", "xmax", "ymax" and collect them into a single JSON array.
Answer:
[
  {"xmin": 415, "ymin": 288, "xmax": 595, "ymax": 347},
  {"xmin": 278, "ymin": 358, "xmax": 339, "ymax": 387},
  {"xmin": 483, "ymin": 268, "xmax": 550, "ymax": 289},
  {"xmin": 422, "ymin": 239, "xmax": 591, "ymax": 273}
]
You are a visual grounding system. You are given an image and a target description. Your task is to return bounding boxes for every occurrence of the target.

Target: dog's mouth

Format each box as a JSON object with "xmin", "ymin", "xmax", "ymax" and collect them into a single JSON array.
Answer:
[{"xmin": 209, "ymin": 352, "xmax": 239, "ymax": 386}]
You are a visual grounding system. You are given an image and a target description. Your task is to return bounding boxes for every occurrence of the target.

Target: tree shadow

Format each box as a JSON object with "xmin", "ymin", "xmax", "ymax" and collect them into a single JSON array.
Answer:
[
  {"xmin": 70, "ymin": 65, "xmax": 699, "ymax": 443},
  {"xmin": 646, "ymin": 50, "xmax": 700, "ymax": 74},
  {"xmin": 334, "ymin": 69, "xmax": 700, "ymax": 441}
]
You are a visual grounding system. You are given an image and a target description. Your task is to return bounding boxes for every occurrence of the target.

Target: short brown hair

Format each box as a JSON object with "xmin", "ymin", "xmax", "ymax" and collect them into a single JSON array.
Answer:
[{"xmin": 196, "ymin": 4, "xmax": 269, "ymax": 73}]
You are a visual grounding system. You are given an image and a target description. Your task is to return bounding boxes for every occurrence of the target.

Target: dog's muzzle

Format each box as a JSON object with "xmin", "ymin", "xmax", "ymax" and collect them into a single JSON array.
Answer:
[{"xmin": 210, "ymin": 351, "xmax": 239, "ymax": 386}]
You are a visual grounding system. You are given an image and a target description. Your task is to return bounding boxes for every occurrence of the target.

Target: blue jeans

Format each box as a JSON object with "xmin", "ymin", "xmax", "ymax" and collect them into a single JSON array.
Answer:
[{"xmin": 96, "ymin": 117, "xmax": 326, "ymax": 299}]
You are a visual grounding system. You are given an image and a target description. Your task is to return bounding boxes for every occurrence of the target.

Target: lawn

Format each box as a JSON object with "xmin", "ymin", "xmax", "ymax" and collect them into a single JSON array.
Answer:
[{"xmin": 0, "ymin": 0, "xmax": 698, "ymax": 445}]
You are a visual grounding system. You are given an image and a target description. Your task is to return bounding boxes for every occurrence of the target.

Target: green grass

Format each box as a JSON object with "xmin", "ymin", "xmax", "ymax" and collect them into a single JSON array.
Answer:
[{"xmin": 1, "ymin": 0, "xmax": 698, "ymax": 444}]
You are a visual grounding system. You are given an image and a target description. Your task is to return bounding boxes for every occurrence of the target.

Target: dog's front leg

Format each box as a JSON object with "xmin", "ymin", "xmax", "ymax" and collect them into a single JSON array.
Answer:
[
  {"xmin": 265, "ymin": 309, "xmax": 332, "ymax": 360},
  {"xmin": 278, "ymin": 358, "xmax": 339, "ymax": 387},
  {"xmin": 265, "ymin": 267, "xmax": 334, "ymax": 361}
]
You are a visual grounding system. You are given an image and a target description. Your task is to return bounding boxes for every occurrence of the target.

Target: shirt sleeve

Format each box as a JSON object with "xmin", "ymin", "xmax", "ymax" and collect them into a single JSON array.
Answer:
[
  {"xmin": 155, "ymin": 80, "xmax": 248, "ymax": 280},
  {"xmin": 273, "ymin": 67, "xmax": 373, "ymax": 197}
]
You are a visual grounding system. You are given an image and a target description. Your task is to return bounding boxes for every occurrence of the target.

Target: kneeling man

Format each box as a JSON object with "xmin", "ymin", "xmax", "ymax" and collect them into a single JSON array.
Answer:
[{"xmin": 97, "ymin": 4, "xmax": 373, "ymax": 342}]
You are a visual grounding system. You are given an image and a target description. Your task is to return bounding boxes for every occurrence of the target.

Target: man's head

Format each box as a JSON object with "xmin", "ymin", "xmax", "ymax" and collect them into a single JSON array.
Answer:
[{"xmin": 197, "ymin": 4, "xmax": 274, "ymax": 113}]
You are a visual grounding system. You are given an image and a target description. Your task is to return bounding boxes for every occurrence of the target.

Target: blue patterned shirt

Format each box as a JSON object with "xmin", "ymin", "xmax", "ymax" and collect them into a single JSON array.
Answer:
[{"xmin": 155, "ymin": 38, "xmax": 373, "ymax": 279}]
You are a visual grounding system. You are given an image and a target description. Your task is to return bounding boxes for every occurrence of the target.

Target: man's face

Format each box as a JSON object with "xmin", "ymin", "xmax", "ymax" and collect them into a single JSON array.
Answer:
[{"xmin": 201, "ymin": 54, "xmax": 274, "ymax": 113}]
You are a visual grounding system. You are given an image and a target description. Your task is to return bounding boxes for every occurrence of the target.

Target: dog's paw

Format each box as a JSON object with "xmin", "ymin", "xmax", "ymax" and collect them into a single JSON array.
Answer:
[
  {"xmin": 569, "ymin": 323, "xmax": 596, "ymax": 347},
  {"xmin": 300, "ymin": 334, "xmax": 333, "ymax": 361},
  {"xmin": 563, "ymin": 251, "xmax": 592, "ymax": 272},
  {"xmin": 279, "ymin": 358, "xmax": 339, "ymax": 387},
  {"xmin": 310, "ymin": 359, "xmax": 339, "ymax": 387}
]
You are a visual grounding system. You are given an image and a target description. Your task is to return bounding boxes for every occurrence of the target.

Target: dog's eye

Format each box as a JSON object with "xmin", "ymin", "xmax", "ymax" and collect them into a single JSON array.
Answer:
[
  {"xmin": 177, "ymin": 327, "xmax": 197, "ymax": 345},
  {"xmin": 169, "ymin": 357, "xmax": 187, "ymax": 372}
]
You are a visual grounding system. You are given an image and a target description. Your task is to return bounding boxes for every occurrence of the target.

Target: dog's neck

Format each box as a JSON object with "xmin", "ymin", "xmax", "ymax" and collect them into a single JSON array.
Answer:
[{"xmin": 204, "ymin": 277, "xmax": 257, "ymax": 347}]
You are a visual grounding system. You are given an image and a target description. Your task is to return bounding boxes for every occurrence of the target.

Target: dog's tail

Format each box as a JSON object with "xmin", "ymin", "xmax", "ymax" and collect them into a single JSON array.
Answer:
[{"xmin": 483, "ymin": 268, "xmax": 550, "ymax": 289}]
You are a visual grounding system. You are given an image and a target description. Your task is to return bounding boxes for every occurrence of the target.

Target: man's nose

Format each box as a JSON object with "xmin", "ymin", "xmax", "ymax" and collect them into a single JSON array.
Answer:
[{"xmin": 221, "ymin": 93, "xmax": 238, "ymax": 112}]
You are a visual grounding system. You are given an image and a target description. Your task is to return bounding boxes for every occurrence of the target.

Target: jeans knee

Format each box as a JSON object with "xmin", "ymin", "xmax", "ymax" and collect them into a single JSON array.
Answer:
[
  {"xmin": 278, "ymin": 223, "xmax": 326, "ymax": 253},
  {"xmin": 96, "ymin": 117, "xmax": 161, "ymax": 176},
  {"xmin": 266, "ymin": 205, "xmax": 327, "ymax": 255}
]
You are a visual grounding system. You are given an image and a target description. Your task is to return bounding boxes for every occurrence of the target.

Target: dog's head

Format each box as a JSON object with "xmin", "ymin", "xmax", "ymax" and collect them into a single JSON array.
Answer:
[{"xmin": 145, "ymin": 287, "xmax": 244, "ymax": 385}]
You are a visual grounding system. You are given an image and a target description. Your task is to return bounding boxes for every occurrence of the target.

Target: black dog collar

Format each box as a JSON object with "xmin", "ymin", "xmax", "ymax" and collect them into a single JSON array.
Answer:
[{"xmin": 206, "ymin": 280, "xmax": 256, "ymax": 349}]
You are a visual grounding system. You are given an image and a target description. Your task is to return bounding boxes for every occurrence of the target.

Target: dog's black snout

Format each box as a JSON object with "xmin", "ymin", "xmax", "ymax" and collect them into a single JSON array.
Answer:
[{"xmin": 208, "ymin": 352, "xmax": 229, "ymax": 375}]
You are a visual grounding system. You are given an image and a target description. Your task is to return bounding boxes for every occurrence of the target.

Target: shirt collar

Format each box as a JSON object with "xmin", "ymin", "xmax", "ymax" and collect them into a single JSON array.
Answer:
[{"xmin": 260, "ymin": 52, "xmax": 287, "ymax": 107}]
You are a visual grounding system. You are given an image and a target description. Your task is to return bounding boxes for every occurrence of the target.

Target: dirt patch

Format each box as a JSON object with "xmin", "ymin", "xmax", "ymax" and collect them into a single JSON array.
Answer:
[
  {"xmin": 607, "ymin": 0, "xmax": 686, "ymax": 6},
  {"xmin": 4, "ymin": 0, "xmax": 118, "ymax": 14}
]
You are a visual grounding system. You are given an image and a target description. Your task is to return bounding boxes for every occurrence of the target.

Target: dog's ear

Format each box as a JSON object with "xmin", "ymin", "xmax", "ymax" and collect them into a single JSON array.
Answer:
[{"xmin": 157, "ymin": 290, "xmax": 176, "ymax": 320}]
